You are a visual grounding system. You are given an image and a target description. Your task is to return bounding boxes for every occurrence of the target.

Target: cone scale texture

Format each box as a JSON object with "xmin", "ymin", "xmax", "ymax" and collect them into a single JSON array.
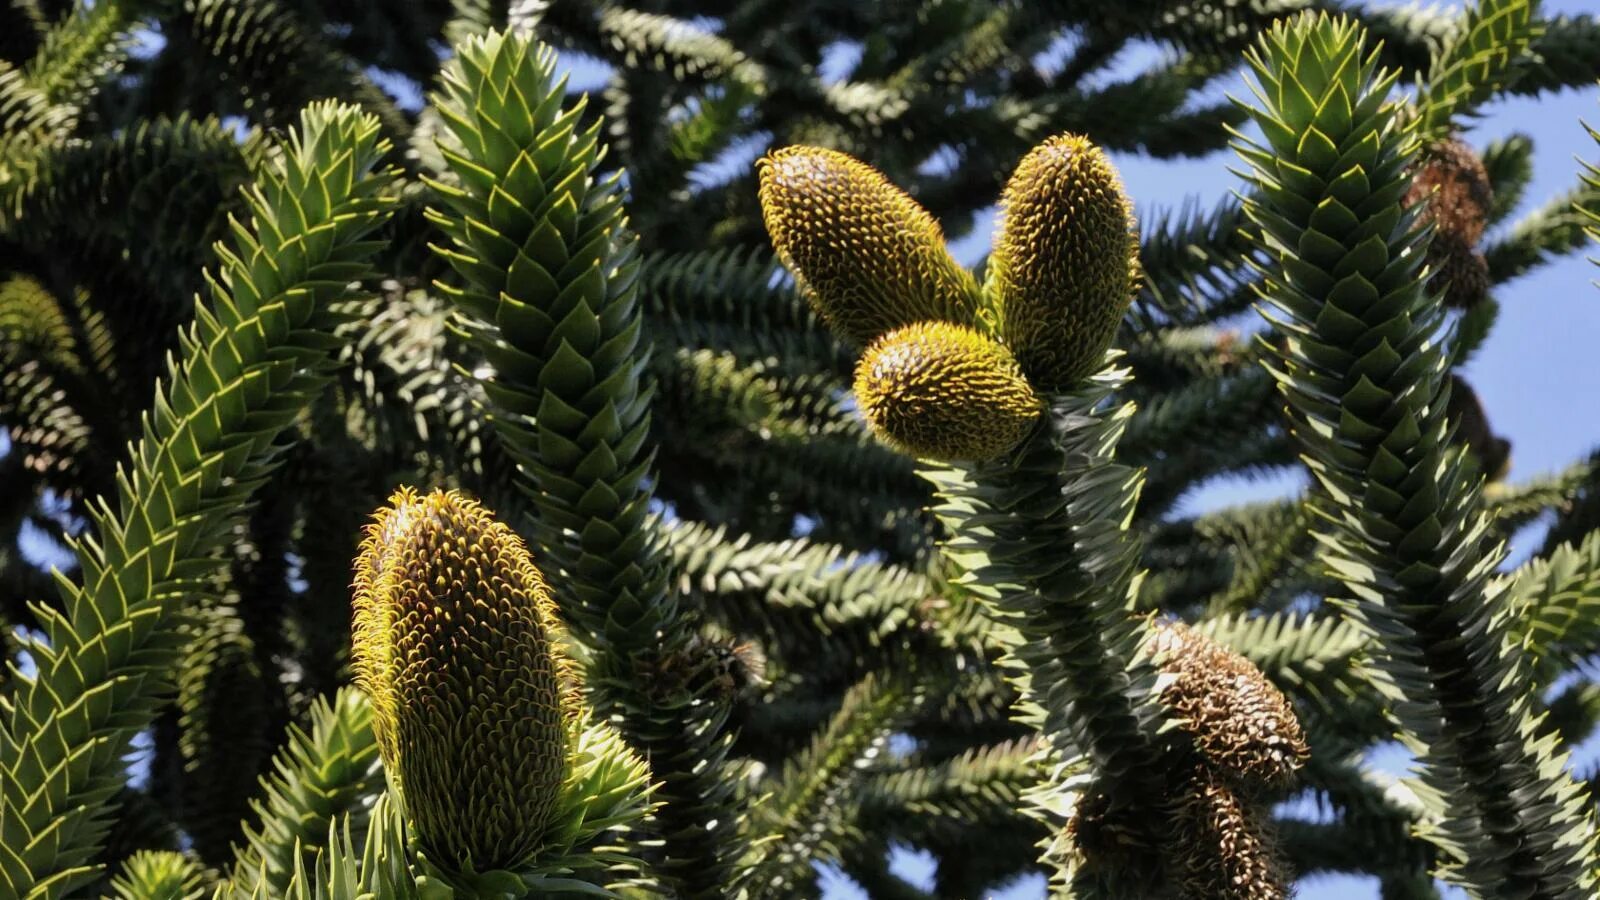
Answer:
[
  {"xmin": 758, "ymin": 145, "xmax": 982, "ymax": 347},
  {"xmin": 352, "ymin": 487, "xmax": 569, "ymax": 872}
]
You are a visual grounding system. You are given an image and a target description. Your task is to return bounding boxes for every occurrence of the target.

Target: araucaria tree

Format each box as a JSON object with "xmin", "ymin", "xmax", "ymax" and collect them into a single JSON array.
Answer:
[{"xmin": 2, "ymin": 0, "xmax": 1599, "ymax": 897}]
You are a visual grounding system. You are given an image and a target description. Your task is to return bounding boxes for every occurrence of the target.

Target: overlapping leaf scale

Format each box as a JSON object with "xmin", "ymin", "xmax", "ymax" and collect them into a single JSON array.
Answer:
[
  {"xmin": 858, "ymin": 737, "xmax": 1039, "ymax": 831},
  {"xmin": 0, "ymin": 116, "xmax": 255, "ymax": 288},
  {"xmin": 640, "ymin": 248, "xmax": 850, "ymax": 377},
  {"xmin": 224, "ymin": 688, "xmax": 383, "ymax": 899},
  {"xmin": 1579, "ymin": 119, "xmax": 1600, "ymax": 250},
  {"xmin": 110, "ymin": 850, "xmax": 208, "ymax": 900},
  {"xmin": 662, "ymin": 520, "xmax": 955, "ymax": 675},
  {"xmin": 0, "ymin": 102, "xmax": 396, "ymax": 900},
  {"xmin": 745, "ymin": 671, "xmax": 918, "ymax": 895},
  {"xmin": 924, "ymin": 365, "xmax": 1172, "ymax": 885},
  {"xmin": 1419, "ymin": 0, "xmax": 1539, "ymax": 137},
  {"xmin": 1484, "ymin": 168, "xmax": 1600, "ymax": 284},
  {"xmin": 1479, "ymin": 131, "xmax": 1533, "ymax": 226},
  {"xmin": 216, "ymin": 793, "xmax": 420, "ymax": 900},
  {"xmin": 424, "ymin": 31, "xmax": 746, "ymax": 897},
  {"xmin": 1501, "ymin": 531, "xmax": 1600, "ymax": 680},
  {"xmin": 1235, "ymin": 14, "xmax": 1597, "ymax": 894},
  {"xmin": 427, "ymin": 32, "xmax": 657, "ymax": 648}
]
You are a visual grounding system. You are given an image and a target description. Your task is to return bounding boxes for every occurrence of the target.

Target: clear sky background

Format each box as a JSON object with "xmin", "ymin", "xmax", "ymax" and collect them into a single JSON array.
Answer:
[{"xmin": 9, "ymin": 3, "xmax": 1597, "ymax": 897}]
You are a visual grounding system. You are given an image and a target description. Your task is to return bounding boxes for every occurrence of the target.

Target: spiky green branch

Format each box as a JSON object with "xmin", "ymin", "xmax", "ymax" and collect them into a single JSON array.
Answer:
[
  {"xmin": 423, "ymin": 30, "xmax": 746, "ymax": 896},
  {"xmin": 0, "ymin": 102, "xmax": 396, "ymax": 899},
  {"xmin": 1235, "ymin": 13, "xmax": 1598, "ymax": 893}
]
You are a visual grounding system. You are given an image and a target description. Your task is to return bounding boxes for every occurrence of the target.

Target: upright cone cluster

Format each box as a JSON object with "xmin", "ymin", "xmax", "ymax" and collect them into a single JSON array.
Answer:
[
  {"xmin": 352, "ymin": 487, "xmax": 571, "ymax": 872},
  {"xmin": 758, "ymin": 146, "xmax": 982, "ymax": 346},
  {"xmin": 855, "ymin": 321, "xmax": 1041, "ymax": 461},
  {"xmin": 757, "ymin": 133, "xmax": 1138, "ymax": 462},
  {"xmin": 1404, "ymin": 136, "xmax": 1493, "ymax": 309}
]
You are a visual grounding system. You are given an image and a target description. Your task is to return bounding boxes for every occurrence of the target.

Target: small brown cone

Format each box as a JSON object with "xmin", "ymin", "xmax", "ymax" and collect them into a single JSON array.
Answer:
[
  {"xmin": 1406, "ymin": 136, "xmax": 1494, "ymax": 246},
  {"xmin": 1407, "ymin": 137, "xmax": 1494, "ymax": 309},
  {"xmin": 1148, "ymin": 621, "xmax": 1309, "ymax": 792}
]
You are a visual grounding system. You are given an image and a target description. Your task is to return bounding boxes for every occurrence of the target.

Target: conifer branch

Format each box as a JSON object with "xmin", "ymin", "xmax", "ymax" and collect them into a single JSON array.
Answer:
[
  {"xmin": 1236, "ymin": 13, "xmax": 1598, "ymax": 892},
  {"xmin": 0, "ymin": 102, "xmax": 396, "ymax": 899},
  {"xmin": 223, "ymin": 688, "xmax": 381, "ymax": 898},
  {"xmin": 424, "ymin": 30, "xmax": 747, "ymax": 896}
]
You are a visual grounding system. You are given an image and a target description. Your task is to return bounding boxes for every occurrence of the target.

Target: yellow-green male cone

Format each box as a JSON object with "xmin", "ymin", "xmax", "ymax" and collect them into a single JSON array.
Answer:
[
  {"xmin": 352, "ymin": 487, "xmax": 570, "ymax": 871},
  {"xmin": 854, "ymin": 320, "xmax": 1041, "ymax": 461},
  {"xmin": 758, "ymin": 145, "xmax": 982, "ymax": 347},
  {"xmin": 986, "ymin": 133, "xmax": 1138, "ymax": 389}
]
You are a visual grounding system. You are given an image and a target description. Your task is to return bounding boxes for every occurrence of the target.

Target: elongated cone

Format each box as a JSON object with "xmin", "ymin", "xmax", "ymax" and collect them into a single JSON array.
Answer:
[
  {"xmin": 758, "ymin": 145, "xmax": 981, "ymax": 347},
  {"xmin": 854, "ymin": 320, "xmax": 1040, "ymax": 461},
  {"xmin": 986, "ymin": 134, "xmax": 1138, "ymax": 389},
  {"xmin": 352, "ymin": 487, "xmax": 570, "ymax": 871},
  {"xmin": 1171, "ymin": 767, "xmax": 1290, "ymax": 900},
  {"xmin": 1148, "ymin": 621, "xmax": 1308, "ymax": 792}
]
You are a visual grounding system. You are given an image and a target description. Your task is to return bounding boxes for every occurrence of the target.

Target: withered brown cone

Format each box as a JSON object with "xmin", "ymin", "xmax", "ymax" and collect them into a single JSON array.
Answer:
[
  {"xmin": 1427, "ymin": 231, "xmax": 1491, "ymax": 310},
  {"xmin": 1171, "ymin": 767, "xmax": 1292, "ymax": 900},
  {"xmin": 1148, "ymin": 621, "xmax": 1309, "ymax": 792},
  {"xmin": 1407, "ymin": 137, "xmax": 1494, "ymax": 309},
  {"xmin": 1406, "ymin": 136, "xmax": 1494, "ymax": 246},
  {"xmin": 1066, "ymin": 788, "xmax": 1165, "ymax": 894}
]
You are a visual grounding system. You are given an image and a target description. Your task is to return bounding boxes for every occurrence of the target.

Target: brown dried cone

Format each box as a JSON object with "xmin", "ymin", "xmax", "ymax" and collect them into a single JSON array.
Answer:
[
  {"xmin": 1446, "ymin": 374, "xmax": 1512, "ymax": 482},
  {"xmin": 1171, "ymin": 767, "xmax": 1292, "ymax": 900},
  {"xmin": 1405, "ymin": 137, "xmax": 1494, "ymax": 309},
  {"xmin": 985, "ymin": 133, "xmax": 1139, "ymax": 389},
  {"xmin": 1065, "ymin": 788, "xmax": 1167, "ymax": 895},
  {"xmin": 1148, "ymin": 620, "xmax": 1309, "ymax": 792},
  {"xmin": 1427, "ymin": 232, "xmax": 1491, "ymax": 309},
  {"xmin": 352, "ymin": 487, "xmax": 575, "ymax": 871},
  {"xmin": 757, "ymin": 145, "xmax": 982, "ymax": 347},
  {"xmin": 1406, "ymin": 137, "xmax": 1494, "ymax": 245},
  {"xmin": 853, "ymin": 320, "xmax": 1042, "ymax": 461}
]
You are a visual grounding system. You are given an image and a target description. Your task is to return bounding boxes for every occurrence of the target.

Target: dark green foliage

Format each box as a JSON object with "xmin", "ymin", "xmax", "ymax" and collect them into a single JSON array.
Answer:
[{"xmin": 1, "ymin": 0, "xmax": 1598, "ymax": 897}]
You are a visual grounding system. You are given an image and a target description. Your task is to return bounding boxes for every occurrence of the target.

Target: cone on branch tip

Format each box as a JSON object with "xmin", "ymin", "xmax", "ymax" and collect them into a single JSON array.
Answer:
[
  {"xmin": 757, "ymin": 145, "xmax": 982, "ymax": 346},
  {"xmin": 854, "ymin": 320, "xmax": 1041, "ymax": 461},
  {"xmin": 1147, "ymin": 621, "xmax": 1308, "ymax": 792},
  {"xmin": 985, "ymin": 133, "xmax": 1139, "ymax": 389},
  {"xmin": 351, "ymin": 487, "xmax": 572, "ymax": 872},
  {"xmin": 1404, "ymin": 136, "xmax": 1493, "ymax": 309}
]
